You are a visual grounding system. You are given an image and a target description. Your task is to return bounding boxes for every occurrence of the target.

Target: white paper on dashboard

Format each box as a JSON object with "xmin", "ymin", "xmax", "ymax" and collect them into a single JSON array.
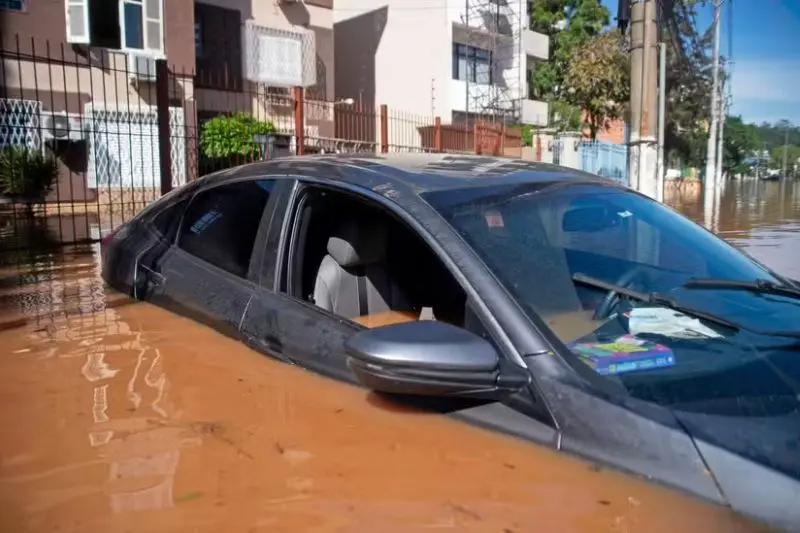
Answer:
[{"xmin": 627, "ymin": 307, "xmax": 723, "ymax": 339}]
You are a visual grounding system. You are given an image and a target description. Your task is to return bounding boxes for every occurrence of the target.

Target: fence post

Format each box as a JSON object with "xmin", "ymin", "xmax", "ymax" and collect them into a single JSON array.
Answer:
[
  {"xmin": 155, "ymin": 59, "xmax": 172, "ymax": 195},
  {"xmin": 535, "ymin": 135, "xmax": 542, "ymax": 162},
  {"xmin": 293, "ymin": 87, "xmax": 305, "ymax": 156},
  {"xmin": 434, "ymin": 117, "xmax": 442, "ymax": 152},
  {"xmin": 379, "ymin": 104, "xmax": 389, "ymax": 153},
  {"xmin": 473, "ymin": 123, "xmax": 479, "ymax": 154}
]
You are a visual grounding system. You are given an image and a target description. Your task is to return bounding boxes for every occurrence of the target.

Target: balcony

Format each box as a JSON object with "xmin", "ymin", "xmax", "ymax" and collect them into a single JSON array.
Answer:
[
  {"xmin": 521, "ymin": 99, "xmax": 548, "ymax": 126},
  {"xmin": 522, "ymin": 29, "xmax": 548, "ymax": 60}
]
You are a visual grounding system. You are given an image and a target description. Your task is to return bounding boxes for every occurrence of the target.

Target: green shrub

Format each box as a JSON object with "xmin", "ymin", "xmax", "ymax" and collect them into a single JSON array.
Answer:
[
  {"xmin": 199, "ymin": 113, "xmax": 277, "ymax": 160},
  {"xmin": 0, "ymin": 146, "xmax": 58, "ymax": 199}
]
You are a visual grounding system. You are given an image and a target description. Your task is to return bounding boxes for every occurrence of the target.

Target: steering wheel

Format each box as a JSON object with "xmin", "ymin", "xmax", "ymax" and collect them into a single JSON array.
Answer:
[{"xmin": 593, "ymin": 265, "xmax": 652, "ymax": 321}]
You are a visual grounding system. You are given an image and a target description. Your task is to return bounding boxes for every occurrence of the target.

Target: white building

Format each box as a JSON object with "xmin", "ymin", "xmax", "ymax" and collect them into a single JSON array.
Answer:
[{"xmin": 333, "ymin": 0, "xmax": 549, "ymax": 133}]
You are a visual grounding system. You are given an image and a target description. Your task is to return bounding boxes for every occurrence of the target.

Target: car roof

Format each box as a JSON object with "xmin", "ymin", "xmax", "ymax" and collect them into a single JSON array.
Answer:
[{"xmin": 203, "ymin": 152, "xmax": 621, "ymax": 197}]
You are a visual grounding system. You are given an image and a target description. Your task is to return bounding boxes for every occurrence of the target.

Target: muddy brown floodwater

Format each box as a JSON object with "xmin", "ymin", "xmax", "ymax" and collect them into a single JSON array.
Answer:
[{"xmin": 0, "ymin": 179, "xmax": 796, "ymax": 533}]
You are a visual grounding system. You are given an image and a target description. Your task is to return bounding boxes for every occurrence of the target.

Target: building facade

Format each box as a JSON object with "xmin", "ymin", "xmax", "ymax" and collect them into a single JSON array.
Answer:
[
  {"xmin": 333, "ymin": 0, "xmax": 550, "ymax": 144},
  {"xmin": 1, "ymin": 0, "xmax": 196, "ymax": 206},
  {"xmin": 0, "ymin": 0, "xmax": 334, "ymax": 197}
]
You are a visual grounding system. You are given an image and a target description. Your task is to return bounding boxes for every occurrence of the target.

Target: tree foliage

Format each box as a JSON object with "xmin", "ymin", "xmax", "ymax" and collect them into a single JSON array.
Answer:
[
  {"xmin": 722, "ymin": 116, "xmax": 761, "ymax": 175},
  {"xmin": 0, "ymin": 146, "xmax": 58, "ymax": 199},
  {"xmin": 529, "ymin": 0, "xmax": 610, "ymax": 130},
  {"xmin": 563, "ymin": 30, "xmax": 629, "ymax": 139},
  {"xmin": 662, "ymin": 0, "xmax": 718, "ymax": 168}
]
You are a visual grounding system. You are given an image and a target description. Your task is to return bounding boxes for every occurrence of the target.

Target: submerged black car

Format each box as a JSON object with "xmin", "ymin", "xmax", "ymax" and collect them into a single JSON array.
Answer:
[{"xmin": 102, "ymin": 153, "xmax": 800, "ymax": 531}]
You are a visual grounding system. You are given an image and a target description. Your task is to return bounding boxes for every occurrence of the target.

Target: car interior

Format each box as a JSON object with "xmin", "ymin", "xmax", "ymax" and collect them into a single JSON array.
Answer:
[{"xmin": 286, "ymin": 188, "xmax": 468, "ymax": 329}]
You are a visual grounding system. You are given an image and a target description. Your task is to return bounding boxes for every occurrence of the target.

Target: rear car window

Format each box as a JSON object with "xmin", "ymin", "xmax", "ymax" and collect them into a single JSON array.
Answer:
[{"xmin": 178, "ymin": 180, "xmax": 275, "ymax": 278}]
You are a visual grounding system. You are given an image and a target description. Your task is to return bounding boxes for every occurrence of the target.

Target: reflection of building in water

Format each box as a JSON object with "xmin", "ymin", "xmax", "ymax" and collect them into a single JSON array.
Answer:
[
  {"xmin": 22, "ymin": 244, "xmax": 186, "ymax": 514},
  {"xmin": 109, "ymin": 452, "xmax": 180, "ymax": 513}
]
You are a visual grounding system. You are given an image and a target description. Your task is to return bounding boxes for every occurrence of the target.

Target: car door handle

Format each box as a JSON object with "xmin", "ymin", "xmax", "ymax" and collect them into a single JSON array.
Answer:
[
  {"xmin": 261, "ymin": 335, "xmax": 283, "ymax": 353},
  {"xmin": 138, "ymin": 264, "xmax": 166, "ymax": 286}
]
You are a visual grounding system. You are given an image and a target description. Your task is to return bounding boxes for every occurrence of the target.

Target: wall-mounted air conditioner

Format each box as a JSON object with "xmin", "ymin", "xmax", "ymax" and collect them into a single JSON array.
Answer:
[
  {"xmin": 127, "ymin": 53, "xmax": 157, "ymax": 84},
  {"xmin": 41, "ymin": 111, "xmax": 85, "ymax": 142}
]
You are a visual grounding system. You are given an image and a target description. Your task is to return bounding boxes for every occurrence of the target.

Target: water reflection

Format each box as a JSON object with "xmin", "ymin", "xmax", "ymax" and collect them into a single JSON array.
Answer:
[{"xmin": 670, "ymin": 179, "xmax": 800, "ymax": 279}]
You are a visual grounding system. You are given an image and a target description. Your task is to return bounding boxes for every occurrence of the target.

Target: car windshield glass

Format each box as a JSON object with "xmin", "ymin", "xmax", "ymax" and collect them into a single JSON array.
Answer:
[{"xmin": 423, "ymin": 182, "xmax": 800, "ymax": 416}]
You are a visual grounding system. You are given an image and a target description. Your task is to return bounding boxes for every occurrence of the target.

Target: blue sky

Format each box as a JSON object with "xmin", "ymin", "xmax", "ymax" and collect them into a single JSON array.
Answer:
[{"xmin": 603, "ymin": 0, "xmax": 800, "ymax": 126}]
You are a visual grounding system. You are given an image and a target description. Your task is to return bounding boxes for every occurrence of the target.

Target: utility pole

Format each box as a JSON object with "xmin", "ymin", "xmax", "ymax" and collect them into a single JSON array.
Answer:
[
  {"xmin": 705, "ymin": 0, "xmax": 722, "ymax": 188},
  {"xmin": 627, "ymin": 0, "xmax": 659, "ymax": 199},
  {"xmin": 656, "ymin": 42, "xmax": 667, "ymax": 202},
  {"xmin": 715, "ymin": 78, "xmax": 726, "ymax": 184},
  {"xmin": 782, "ymin": 126, "xmax": 789, "ymax": 177}
]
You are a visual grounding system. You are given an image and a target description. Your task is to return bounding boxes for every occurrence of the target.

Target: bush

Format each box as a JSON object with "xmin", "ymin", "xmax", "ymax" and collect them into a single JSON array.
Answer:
[
  {"xmin": 199, "ymin": 113, "xmax": 277, "ymax": 160},
  {"xmin": 0, "ymin": 146, "xmax": 58, "ymax": 199}
]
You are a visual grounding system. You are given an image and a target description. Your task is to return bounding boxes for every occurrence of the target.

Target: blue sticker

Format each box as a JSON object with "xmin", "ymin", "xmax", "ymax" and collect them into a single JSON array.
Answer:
[
  {"xmin": 256, "ymin": 180, "xmax": 274, "ymax": 193},
  {"xmin": 190, "ymin": 210, "xmax": 222, "ymax": 234}
]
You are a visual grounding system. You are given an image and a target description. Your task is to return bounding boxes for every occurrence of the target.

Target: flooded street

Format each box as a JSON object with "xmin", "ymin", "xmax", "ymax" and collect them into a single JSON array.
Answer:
[
  {"xmin": 669, "ymin": 179, "xmax": 800, "ymax": 279},
  {"xmin": 0, "ymin": 179, "xmax": 797, "ymax": 533}
]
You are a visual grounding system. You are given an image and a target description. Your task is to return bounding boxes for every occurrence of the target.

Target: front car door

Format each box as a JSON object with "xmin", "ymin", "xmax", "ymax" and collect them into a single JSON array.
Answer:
[
  {"xmin": 152, "ymin": 178, "xmax": 285, "ymax": 337},
  {"xmin": 240, "ymin": 178, "xmax": 559, "ymax": 444}
]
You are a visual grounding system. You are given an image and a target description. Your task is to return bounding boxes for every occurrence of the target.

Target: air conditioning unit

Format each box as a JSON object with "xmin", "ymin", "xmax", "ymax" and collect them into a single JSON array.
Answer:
[
  {"xmin": 41, "ymin": 111, "xmax": 85, "ymax": 142},
  {"xmin": 127, "ymin": 53, "xmax": 157, "ymax": 84}
]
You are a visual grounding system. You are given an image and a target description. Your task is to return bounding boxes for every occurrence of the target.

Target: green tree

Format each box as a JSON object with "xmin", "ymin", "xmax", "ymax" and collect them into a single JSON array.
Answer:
[
  {"xmin": 722, "ymin": 115, "xmax": 761, "ymax": 176},
  {"xmin": 562, "ymin": 30, "xmax": 629, "ymax": 139},
  {"xmin": 662, "ymin": 0, "xmax": 715, "ymax": 168},
  {"xmin": 769, "ymin": 145, "xmax": 800, "ymax": 176},
  {"xmin": 528, "ymin": 0, "xmax": 610, "ymax": 128}
]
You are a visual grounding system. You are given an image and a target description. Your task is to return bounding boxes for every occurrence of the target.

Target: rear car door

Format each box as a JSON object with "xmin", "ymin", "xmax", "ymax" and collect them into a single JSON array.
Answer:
[{"xmin": 153, "ymin": 178, "xmax": 280, "ymax": 337}]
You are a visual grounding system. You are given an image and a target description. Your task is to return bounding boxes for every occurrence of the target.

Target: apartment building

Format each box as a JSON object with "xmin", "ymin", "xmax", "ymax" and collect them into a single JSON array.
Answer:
[
  {"xmin": 333, "ymin": 0, "xmax": 550, "ymax": 145},
  {"xmin": 0, "ymin": 0, "xmax": 333, "ymax": 204}
]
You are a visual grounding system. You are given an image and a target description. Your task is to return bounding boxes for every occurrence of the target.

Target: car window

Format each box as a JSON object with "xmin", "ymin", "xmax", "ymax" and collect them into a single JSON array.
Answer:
[
  {"xmin": 178, "ymin": 180, "xmax": 274, "ymax": 278},
  {"xmin": 150, "ymin": 196, "xmax": 189, "ymax": 242},
  {"xmin": 286, "ymin": 187, "xmax": 492, "ymax": 338}
]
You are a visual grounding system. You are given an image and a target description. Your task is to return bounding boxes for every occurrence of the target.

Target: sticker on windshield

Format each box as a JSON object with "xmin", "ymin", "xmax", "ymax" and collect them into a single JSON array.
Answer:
[
  {"xmin": 485, "ymin": 211, "xmax": 504, "ymax": 228},
  {"xmin": 568, "ymin": 335, "xmax": 675, "ymax": 376},
  {"xmin": 617, "ymin": 210, "xmax": 633, "ymax": 218}
]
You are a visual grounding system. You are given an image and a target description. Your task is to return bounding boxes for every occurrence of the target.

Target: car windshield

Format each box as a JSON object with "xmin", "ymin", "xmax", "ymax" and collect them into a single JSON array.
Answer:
[{"xmin": 424, "ymin": 181, "xmax": 800, "ymax": 416}]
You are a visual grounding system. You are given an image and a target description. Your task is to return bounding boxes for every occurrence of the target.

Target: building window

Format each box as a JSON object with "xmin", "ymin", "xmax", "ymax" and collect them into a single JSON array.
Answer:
[
  {"xmin": 195, "ymin": 21, "xmax": 203, "ymax": 58},
  {"xmin": 0, "ymin": 0, "xmax": 23, "ymax": 11},
  {"xmin": 65, "ymin": 0, "xmax": 165, "ymax": 57},
  {"xmin": 452, "ymin": 44, "xmax": 493, "ymax": 85}
]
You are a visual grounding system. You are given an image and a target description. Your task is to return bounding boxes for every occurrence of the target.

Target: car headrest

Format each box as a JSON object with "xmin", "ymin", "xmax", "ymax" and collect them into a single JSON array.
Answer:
[{"xmin": 327, "ymin": 218, "xmax": 387, "ymax": 268}]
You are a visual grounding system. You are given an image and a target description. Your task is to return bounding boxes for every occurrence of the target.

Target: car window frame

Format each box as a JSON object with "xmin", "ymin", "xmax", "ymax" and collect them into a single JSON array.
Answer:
[{"xmin": 173, "ymin": 175, "xmax": 284, "ymax": 284}]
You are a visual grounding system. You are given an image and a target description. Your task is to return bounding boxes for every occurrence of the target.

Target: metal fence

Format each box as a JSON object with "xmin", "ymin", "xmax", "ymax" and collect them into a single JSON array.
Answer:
[
  {"xmin": 0, "ymin": 37, "xmax": 525, "ymax": 251},
  {"xmin": 579, "ymin": 140, "xmax": 629, "ymax": 186}
]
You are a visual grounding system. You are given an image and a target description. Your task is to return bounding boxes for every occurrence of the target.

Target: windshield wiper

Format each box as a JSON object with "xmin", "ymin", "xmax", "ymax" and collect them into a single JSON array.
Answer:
[
  {"xmin": 573, "ymin": 273, "xmax": 800, "ymax": 339},
  {"xmin": 572, "ymin": 273, "xmax": 739, "ymax": 331},
  {"xmin": 682, "ymin": 278, "xmax": 800, "ymax": 300}
]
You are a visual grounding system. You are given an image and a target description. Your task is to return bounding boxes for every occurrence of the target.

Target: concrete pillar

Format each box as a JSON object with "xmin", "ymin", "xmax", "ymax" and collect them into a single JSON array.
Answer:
[
  {"xmin": 558, "ymin": 132, "xmax": 582, "ymax": 170},
  {"xmin": 538, "ymin": 129, "xmax": 556, "ymax": 164},
  {"xmin": 630, "ymin": 134, "xmax": 659, "ymax": 198}
]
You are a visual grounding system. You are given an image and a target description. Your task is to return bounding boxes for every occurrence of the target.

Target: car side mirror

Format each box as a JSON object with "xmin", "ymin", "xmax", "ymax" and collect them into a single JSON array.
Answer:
[{"xmin": 345, "ymin": 321, "xmax": 530, "ymax": 400}]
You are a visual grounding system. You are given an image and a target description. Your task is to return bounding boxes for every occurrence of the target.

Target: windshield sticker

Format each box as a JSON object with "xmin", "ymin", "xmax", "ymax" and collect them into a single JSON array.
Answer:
[
  {"xmin": 485, "ymin": 211, "xmax": 504, "ymax": 228},
  {"xmin": 617, "ymin": 210, "xmax": 633, "ymax": 218},
  {"xmin": 190, "ymin": 210, "xmax": 222, "ymax": 234},
  {"xmin": 569, "ymin": 335, "xmax": 675, "ymax": 376},
  {"xmin": 626, "ymin": 307, "xmax": 723, "ymax": 339}
]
